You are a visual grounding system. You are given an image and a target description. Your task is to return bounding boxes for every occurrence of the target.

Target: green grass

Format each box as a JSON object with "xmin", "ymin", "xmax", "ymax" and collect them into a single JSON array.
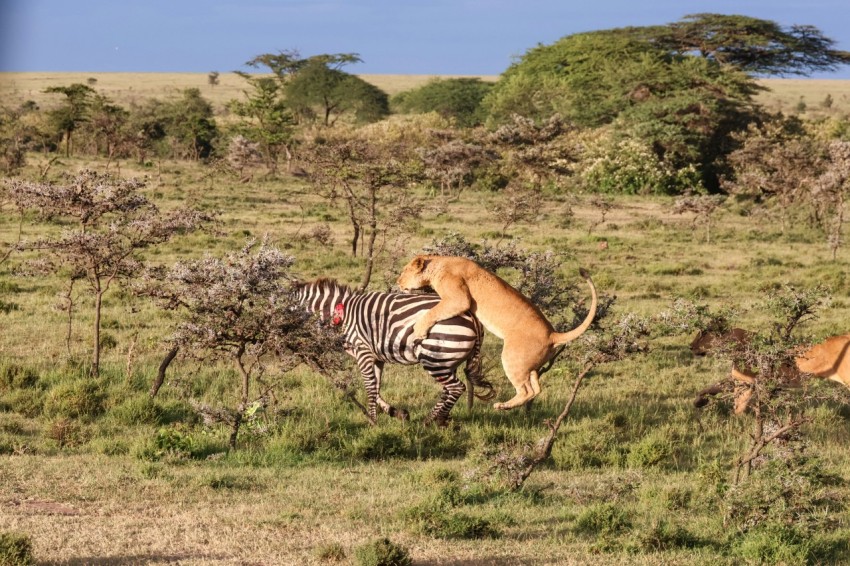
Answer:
[{"xmin": 1, "ymin": 152, "xmax": 849, "ymax": 564}]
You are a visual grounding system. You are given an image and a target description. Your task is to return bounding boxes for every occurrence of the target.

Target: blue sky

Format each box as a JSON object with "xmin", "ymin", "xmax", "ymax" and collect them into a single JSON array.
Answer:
[{"xmin": 2, "ymin": 0, "xmax": 849, "ymax": 78}]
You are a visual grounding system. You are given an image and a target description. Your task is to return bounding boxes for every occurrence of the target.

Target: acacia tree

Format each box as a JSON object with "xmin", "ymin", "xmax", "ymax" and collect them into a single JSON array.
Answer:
[
  {"xmin": 7, "ymin": 170, "xmax": 212, "ymax": 377},
  {"xmin": 83, "ymin": 94, "xmax": 130, "ymax": 168},
  {"xmin": 44, "ymin": 83, "xmax": 95, "ymax": 157},
  {"xmin": 228, "ymin": 75, "xmax": 296, "ymax": 174},
  {"xmin": 660, "ymin": 13, "xmax": 850, "ymax": 76},
  {"xmin": 483, "ymin": 15, "xmax": 850, "ymax": 192},
  {"xmin": 137, "ymin": 241, "xmax": 347, "ymax": 447},
  {"xmin": 163, "ymin": 88, "xmax": 218, "ymax": 160},
  {"xmin": 285, "ymin": 56, "xmax": 389, "ymax": 126},
  {"xmin": 301, "ymin": 131, "xmax": 422, "ymax": 290}
]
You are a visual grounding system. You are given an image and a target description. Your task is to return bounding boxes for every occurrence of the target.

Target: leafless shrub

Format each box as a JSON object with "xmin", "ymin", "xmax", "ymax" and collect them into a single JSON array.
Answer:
[
  {"xmin": 492, "ymin": 184, "xmax": 542, "ymax": 241},
  {"xmin": 662, "ymin": 285, "xmax": 831, "ymax": 484},
  {"xmin": 811, "ymin": 140, "xmax": 850, "ymax": 260},
  {"xmin": 488, "ymin": 114, "xmax": 577, "ymax": 189},
  {"xmin": 587, "ymin": 195, "xmax": 616, "ymax": 234},
  {"xmin": 297, "ymin": 224, "xmax": 334, "ymax": 247},
  {"xmin": 300, "ymin": 131, "xmax": 423, "ymax": 290},
  {"xmin": 136, "ymin": 240, "xmax": 349, "ymax": 447},
  {"xmin": 722, "ymin": 118, "xmax": 820, "ymax": 234},
  {"xmin": 671, "ymin": 194, "xmax": 727, "ymax": 243},
  {"xmin": 7, "ymin": 170, "xmax": 213, "ymax": 376},
  {"xmin": 227, "ymin": 135, "xmax": 263, "ymax": 182},
  {"xmin": 418, "ymin": 133, "xmax": 495, "ymax": 203},
  {"xmin": 486, "ymin": 302, "xmax": 649, "ymax": 490}
]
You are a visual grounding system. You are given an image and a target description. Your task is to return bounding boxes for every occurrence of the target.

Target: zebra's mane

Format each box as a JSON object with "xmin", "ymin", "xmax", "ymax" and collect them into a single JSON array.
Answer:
[{"xmin": 308, "ymin": 277, "xmax": 355, "ymax": 296}]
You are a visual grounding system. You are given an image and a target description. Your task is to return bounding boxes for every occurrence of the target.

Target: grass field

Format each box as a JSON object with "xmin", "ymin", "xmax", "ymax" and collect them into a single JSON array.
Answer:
[
  {"xmin": 2, "ymin": 72, "xmax": 849, "ymax": 118},
  {"xmin": 1, "ymin": 92, "xmax": 850, "ymax": 563}
]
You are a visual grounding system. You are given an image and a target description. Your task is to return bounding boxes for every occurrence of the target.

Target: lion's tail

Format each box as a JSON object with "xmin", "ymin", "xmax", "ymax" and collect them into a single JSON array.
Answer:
[{"xmin": 551, "ymin": 268, "xmax": 598, "ymax": 346}]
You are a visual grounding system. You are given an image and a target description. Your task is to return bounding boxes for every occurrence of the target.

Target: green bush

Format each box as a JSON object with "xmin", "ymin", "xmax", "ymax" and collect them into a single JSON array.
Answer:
[
  {"xmin": 110, "ymin": 395, "xmax": 164, "ymax": 426},
  {"xmin": 135, "ymin": 426, "xmax": 223, "ymax": 462},
  {"xmin": 391, "ymin": 78, "xmax": 492, "ymax": 127},
  {"xmin": 0, "ymin": 389, "xmax": 44, "ymax": 418},
  {"xmin": 0, "ymin": 532, "xmax": 34, "ymax": 566},
  {"xmin": 42, "ymin": 379, "xmax": 105, "ymax": 421},
  {"xmin": 627, "ymin": 430, "xmax": 674, "ymax": 469},
  {"xmin": 0, "ymin": 365, "xmax": 39, "ymax": 390},
  {"xmin": 353, "ymin": 538, "xmax": 411, "ymax": 566},
  {"xmin": 733, "ymin": 524, "xmax": 811, "ymax": 565},
  {"xmin": 403, "ymin": 502, "xmax": 499, "ymax": 539},
  {"xmin": 573, "ymin": 503, "xmax": 631, "ymax": 537}
]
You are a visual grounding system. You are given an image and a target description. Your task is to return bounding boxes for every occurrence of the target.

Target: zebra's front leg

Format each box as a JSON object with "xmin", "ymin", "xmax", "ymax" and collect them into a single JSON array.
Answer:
[
  {"xmin": 424, "ymin": 367, "xmax": 466, "ymax": 427},
  {"xmin": 373, "ymin": 361, "xmax": 409, "ymax": 422},
  {"xmin": 354, "ymin": 352, "xmax": 380, "ymax": 425}
]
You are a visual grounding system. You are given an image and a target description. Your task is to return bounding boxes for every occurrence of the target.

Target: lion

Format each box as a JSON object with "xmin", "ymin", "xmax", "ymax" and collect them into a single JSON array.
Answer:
[
  {"xmin": 691, "ymin": 327, "xmax": 850, "ymax": 414},
  {"xmin": 794, "ymin": 333, "xmax": 850, "ymax": 389},
  {"xmin": 396, "ymin": 255, "xmax": 598, "ymax": 410}
]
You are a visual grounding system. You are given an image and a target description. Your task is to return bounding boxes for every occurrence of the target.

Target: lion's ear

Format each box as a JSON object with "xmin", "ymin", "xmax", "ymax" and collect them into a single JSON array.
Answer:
[{"xmin": 413, "ymin": 256, "xmax": 431, "ymax": 272}]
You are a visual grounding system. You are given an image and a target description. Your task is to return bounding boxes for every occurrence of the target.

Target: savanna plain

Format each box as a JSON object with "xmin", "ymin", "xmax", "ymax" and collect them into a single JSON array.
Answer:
[{"xmin": 1, "ymin": 74, "xmax": 850, "ymax": 565}]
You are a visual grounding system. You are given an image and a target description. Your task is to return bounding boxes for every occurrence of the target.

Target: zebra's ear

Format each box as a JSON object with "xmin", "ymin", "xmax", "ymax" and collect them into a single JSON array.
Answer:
[{"xmin": 413, "ymin": 256, "xmax": 431, "ymax": 272}]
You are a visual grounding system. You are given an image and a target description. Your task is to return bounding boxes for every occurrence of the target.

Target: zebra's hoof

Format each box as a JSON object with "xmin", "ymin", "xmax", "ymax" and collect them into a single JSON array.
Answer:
[{"xmin": 425, "ymin": 415, "xmax": 451, "ymax": 428}]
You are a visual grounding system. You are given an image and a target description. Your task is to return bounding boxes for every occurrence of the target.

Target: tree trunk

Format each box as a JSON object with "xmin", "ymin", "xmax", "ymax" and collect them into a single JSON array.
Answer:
[
  {"xmin": 358, "ymin": 190, "xmax": 379, "ymax": 291},
  {"xmin": 149, "ymin": 346, "xmax": 179, "ymax": 397},
  {"xmin": 92, "ymin": 288, "xmax": 103, "ymax": 377}
]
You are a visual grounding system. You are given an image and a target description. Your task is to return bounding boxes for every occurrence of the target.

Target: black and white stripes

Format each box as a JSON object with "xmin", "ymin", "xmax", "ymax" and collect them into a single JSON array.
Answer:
[{"xmin": 295, "ymin": 278, "xmax": 493, "ymax": 425}]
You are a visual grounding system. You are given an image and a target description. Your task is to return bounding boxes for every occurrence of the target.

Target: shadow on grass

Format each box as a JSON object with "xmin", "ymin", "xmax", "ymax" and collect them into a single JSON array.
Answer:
[{"xmin": 41, "ymin": 552, "xmax": 227, "ymax": 565}]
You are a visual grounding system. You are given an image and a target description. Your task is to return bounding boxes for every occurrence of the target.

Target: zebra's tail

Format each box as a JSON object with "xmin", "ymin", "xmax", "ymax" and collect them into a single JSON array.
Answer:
[{"xmin": 463, "ymin": 337, "xmax": 496, "ymax": 401}]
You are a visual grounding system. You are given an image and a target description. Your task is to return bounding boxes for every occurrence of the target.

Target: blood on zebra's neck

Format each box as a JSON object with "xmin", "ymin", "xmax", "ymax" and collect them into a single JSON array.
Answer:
[{"xmin": 332, "ymin": 303, "xmax": 345, "ymax": 325}]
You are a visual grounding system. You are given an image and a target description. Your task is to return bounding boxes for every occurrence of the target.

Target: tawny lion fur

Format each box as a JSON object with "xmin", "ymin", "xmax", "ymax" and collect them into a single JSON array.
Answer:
[
  {"xmin": 396, "ymin": 255, "xmax": 598, "ymax": 410},
  {"xmin": 691, "ymin": 327, "xmax": 850, "ymax": 414}
]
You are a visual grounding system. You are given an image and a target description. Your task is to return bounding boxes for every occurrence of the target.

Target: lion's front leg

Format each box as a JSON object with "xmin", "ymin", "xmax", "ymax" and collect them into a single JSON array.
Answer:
[
  {"xmin": 413, "ymin": 293, "xmax": 472, "ymax": 340},
  {"xmin": 413, "ymin": 313, "xmax": 433, "ymax": 340}
]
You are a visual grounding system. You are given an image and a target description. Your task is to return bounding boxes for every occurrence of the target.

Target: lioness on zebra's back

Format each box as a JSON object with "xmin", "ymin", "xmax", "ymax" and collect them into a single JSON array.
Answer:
[
  {"xmin": 294, "ymin": 278, "xmax": 494, "ymax": 425},
  {"xmin": 396, "ymin": 255, "xmax": 598, "ymax": 410}
]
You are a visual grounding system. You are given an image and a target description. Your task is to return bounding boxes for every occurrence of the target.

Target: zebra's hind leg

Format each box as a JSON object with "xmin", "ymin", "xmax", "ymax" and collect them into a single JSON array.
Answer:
[
  {"xmin": 373, "ymin": 361, "xmax": 409, "ymax": 421},
  {"xmin": 424, "ymin": 368, "xmax": 466, "ymax": 427}
]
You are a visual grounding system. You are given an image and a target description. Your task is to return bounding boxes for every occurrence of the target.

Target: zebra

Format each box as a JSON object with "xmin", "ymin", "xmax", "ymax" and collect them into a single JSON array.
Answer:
[{"xmin": 293, "ymin": 278, "xmax": 494, "ymax": 425}]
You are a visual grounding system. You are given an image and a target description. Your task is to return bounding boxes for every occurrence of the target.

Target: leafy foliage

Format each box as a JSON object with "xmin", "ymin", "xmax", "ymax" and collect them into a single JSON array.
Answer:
[
  {"xmin": 284, "ymin": 57, "xmax": 389, "ymax": 126},
  {"xmin": 482, "ymin": 20, "xmax": 778, "ymax": 192},
  {"xmin": 392, "ymin": 78, "xmax": 493, "ymax": 127},
  {"xmin": 0, "ymin": 532, "xmax": 34, "ymax": 566},
  {"xmin": 353, "ymin": 538, "xmax": 412, "ymax": 566}
]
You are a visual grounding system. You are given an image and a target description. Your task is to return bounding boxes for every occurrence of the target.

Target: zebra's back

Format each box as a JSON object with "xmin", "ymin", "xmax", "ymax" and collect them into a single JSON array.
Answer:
[{"xmin": 347, "ymin": 291, "xmax": 480, "ymax": 367}]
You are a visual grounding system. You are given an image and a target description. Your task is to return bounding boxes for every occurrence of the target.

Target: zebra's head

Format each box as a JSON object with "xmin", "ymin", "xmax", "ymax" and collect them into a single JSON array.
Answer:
[{"xmin": 293, "ymin": 278, "xmax": 354, "ymax": 322}]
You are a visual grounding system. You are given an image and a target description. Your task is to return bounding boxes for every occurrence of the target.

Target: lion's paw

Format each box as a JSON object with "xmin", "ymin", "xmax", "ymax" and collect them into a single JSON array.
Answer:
[{"xmin": 412, "ymin": 319, "xmax": 431, "ymax": 340}]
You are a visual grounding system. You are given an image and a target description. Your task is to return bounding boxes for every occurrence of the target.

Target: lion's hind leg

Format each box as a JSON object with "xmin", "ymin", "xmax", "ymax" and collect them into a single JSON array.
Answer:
[{"xmin": 493, "ymin": 368, "xmax": 539, "ymax": 410}]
